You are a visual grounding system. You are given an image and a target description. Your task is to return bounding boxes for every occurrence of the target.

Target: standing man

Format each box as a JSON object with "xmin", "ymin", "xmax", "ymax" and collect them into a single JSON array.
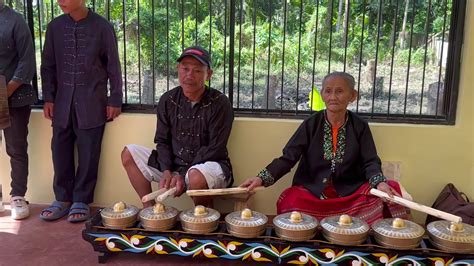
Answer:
[
  {"xmin": 0, "ymin": 0, "xmax": 37, "ymax": 220},
  {"xmin": 122, "ymin": 46, "xmax": 234, "ymax": 208},
  {"xmin": 40, "ymin": 0, "xmax": 122, "ymax": 222}
]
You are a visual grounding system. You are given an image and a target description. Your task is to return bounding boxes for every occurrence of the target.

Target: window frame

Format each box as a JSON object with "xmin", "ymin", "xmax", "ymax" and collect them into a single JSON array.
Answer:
[{"xmin": 19, "ymin": 0, "xmax": 466, "ymax": 125}]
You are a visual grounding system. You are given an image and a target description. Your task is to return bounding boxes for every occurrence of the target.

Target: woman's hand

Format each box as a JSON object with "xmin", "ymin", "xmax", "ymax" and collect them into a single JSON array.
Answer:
[
  {"xmin": 376, "ymin": 181, "xmax": 401, "ymax": 201},
  {"xmin": 240, "ymin": 176, "xmax": 263, "ymax": 192}
]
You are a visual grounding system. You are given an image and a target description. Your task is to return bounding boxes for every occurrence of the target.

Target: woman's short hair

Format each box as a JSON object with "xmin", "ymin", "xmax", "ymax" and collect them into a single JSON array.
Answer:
[{"xmin": 322, "ymin": 72, "xmax": 356, "ymax": 91}]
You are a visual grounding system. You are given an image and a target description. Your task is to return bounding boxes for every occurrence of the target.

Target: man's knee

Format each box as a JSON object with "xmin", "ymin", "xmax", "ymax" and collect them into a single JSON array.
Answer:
[
  {"xmin": 121, "ymin": 147, "xmax": 134, "ymax": 167},
  {"xmin": 187, "ymin": 168, "xmax": 208, "ymax": 190}
]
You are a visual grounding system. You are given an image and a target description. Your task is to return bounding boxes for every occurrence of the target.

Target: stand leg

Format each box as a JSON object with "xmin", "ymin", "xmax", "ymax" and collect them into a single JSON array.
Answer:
[
  {"xmin": 233, "ymin": 198, "xmax": 249, "ymax": 211},
  {"xmin": 98, "ymin": 252, "xmax": 111, "ymax": 264}
]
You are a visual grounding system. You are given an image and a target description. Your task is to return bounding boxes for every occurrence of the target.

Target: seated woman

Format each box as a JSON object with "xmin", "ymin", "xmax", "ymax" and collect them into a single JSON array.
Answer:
[{"xmin": 240, "ymin": 72, "xmax": 410, "ymax": 225}]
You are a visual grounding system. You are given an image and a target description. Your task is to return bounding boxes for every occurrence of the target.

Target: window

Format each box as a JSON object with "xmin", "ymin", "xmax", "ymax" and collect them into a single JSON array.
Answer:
[{"xmin": 12, "ymin": 0, "xmax": 465, "ymax": 124}]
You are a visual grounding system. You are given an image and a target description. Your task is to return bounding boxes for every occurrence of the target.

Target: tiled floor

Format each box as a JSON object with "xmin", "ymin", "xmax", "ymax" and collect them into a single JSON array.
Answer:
[{"xmin": 0, "ymin": 204, "xmax": 258, "ymax": 266}]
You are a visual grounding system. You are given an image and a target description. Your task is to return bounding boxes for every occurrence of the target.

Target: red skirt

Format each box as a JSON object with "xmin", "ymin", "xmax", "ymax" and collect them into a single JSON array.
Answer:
[{"xmin": 276, "ymin": 180, "xmax": 409, "ymax": 225}]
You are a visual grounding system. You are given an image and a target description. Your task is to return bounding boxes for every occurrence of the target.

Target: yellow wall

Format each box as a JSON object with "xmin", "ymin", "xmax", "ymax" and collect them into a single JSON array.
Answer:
[{"xmin": 1, "ymin": 3, "xmax": 473, "ymax": 224}]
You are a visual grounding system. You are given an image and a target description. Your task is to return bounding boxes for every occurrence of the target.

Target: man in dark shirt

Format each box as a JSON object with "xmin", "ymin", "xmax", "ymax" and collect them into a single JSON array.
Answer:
[
  {"xmin": 0, "ymin": 0, "xmax": 36, "ymax": 220},
  {"xmin": 122, "ymin": 46, "xmax": 234, "ymax": 208},
  {"xmin": 40, "ymin": 0, "xmax": 122, "ymax": 222}
]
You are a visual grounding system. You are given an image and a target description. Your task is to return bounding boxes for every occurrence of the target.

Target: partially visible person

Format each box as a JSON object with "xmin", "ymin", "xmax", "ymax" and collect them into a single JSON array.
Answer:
[
  {"xmin": 0, "ymin": 0, "xmax": 37, "ymax": 220},
  {"xmin": 122, "ymin": 46, "xmax": 234, "ymax": 208},
  {"xmin": 241, "ymin": 72, "xmax": 410, "ymax": 225},
  {"xmin": 39, "ymin": 0, "xmax": 122, "ymax": 222}
]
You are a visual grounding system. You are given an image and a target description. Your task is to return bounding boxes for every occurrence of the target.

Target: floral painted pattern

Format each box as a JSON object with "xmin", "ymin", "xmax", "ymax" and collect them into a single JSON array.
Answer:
[
  {"xmin": 323, "ymin": 118, "xmax": 346, "ymax": 173},
  {"xmin": 87, "ymin": 232, "xmax": 474, "ymax": 265}
]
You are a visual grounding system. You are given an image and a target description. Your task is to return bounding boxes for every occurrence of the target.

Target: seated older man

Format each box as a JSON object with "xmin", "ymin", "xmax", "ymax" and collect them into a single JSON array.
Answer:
[{"xmin": 122, "ymin": 46, "xmax": 234, "ymax": 208}]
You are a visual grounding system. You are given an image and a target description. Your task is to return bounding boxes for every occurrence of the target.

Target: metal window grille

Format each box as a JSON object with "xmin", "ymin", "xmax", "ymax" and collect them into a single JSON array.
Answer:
[{"xmin": 10, "ymin": 0, "xmax": 465, "ymax": 124}]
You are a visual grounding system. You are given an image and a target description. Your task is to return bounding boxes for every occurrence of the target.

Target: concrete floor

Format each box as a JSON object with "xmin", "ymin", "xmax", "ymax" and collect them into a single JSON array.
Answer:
[{"xmin": 0, "ymin": 204, "xmax": 257, "ymax": 266}]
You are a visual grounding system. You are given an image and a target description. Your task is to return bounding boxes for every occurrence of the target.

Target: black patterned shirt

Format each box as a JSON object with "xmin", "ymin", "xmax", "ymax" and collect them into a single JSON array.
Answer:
[
  {"xmin": 258, "ymin": 110, "xmax": 383, "ymax": 197},
  {"xmin": 0, "ymin": 5, "xmax": 35, "ymax": 85},
  {"xmin": 41, "ymin": 9, "xmax": 122, "ymax": 129},
  {"xmin": 148, "ymin": 86, "xmax": 234, "ymax": 185}
]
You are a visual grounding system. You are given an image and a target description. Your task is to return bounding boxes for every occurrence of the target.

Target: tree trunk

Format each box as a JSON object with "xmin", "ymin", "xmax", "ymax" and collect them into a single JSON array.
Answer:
[
  {"xmin": 326, "ymin": 0, "xmax": 334, "ymax": 31},
  {"xmin": 426, "ymin": 82, "xmax": 445, "ymax": 115},
  {"xmin": 374, "ymin": 77, "xmax": 384, "ymax": 98},
  {"xmin": 364, "ymin": 59, "xmax": 376, "ymax": 85},
  {"xmin": 343, "ymin": 0, "xmax": 349, "ymax": 44},
  {"xmin": 399, "ymin": 0, "xmax": 410, "ymax": 49},
  {"xmin": 142, "ymin": 70, "xmax": 155, "ymax": 105},
  {"xmin": 39, "ymin": 1, "xmax": 46, "ymax": 30},
  {"xmin": 264, "ymin": 75, "xmax": 278, "ymax": 110},
  {"xmin": 336, "ymin": 0, "xmax": 344, "ymax": 32},
  {"xmin": 105, "ymin": 0, "xmax": 110, "ymax": 20}
]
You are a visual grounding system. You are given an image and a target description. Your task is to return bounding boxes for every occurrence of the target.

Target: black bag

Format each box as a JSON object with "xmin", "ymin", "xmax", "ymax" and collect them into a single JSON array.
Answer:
[{"xmin": 425, "ymin": 183, "xmax": 474, "ymax": 226}]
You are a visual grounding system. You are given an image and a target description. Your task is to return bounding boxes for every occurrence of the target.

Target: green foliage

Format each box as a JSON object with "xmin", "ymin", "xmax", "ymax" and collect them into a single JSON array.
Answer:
[
  {"xmin": 395, "ymin": 47, "xmax": 435, "ymax": 66},
  {"xmin": 16, "ymin": 0, "xmax": 453, "ymax": 108}
]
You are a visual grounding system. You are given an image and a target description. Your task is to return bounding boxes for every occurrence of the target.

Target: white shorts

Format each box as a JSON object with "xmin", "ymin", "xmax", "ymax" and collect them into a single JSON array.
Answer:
[{"xmin": 125, "ymin": 144, "xmax": 230, "ymax": 189}]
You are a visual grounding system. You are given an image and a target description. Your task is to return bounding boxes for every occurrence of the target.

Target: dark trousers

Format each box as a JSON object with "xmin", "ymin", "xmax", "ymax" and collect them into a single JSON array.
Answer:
[
  {"xmin": 51, "ymin": 109, "xmax": 105, "ymax": 204},
  {"xmin": 3, "ymin": 105, "xmax": 31, "ymax": 197}
]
